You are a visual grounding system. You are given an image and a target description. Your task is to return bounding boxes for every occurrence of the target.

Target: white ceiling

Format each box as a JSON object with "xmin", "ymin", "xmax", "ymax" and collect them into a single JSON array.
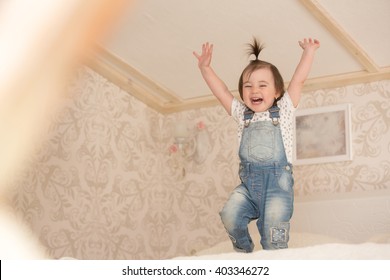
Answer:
[{"xmin": 90, "ymin": 0, "xmax": 390, "ymax": 113}]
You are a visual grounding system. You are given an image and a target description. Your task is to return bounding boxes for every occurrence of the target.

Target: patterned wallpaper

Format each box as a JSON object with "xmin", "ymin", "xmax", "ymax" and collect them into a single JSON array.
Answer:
[
  {"xmin": 5, "ymin": 67, "xmax": 390, "ymax": 259},
  {"xmin": 294, "ymin": 82, "xmax": 390, "ymax": 195}
]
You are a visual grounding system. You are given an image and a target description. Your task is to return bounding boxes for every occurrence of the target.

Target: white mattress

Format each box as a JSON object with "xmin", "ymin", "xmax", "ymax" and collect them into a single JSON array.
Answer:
[{"xmin": 174, "ymin": 242, "xmax": 390, "ymax": 260}]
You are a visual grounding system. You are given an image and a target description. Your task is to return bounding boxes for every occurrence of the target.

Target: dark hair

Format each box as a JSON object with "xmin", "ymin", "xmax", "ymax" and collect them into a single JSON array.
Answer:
[{"xmin": 238, "ymin": 37, "xmax": 285, "ymax": 104}]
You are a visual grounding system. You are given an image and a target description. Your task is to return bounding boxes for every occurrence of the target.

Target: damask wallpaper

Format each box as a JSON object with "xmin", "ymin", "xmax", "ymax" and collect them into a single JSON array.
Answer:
[
  {"xmin": 5, "ymin": 67, "xmax": 390, "ymax": 259},
  {"xmin": 294, "ymin": 82, "xmax": 390, "ymax": 195}
]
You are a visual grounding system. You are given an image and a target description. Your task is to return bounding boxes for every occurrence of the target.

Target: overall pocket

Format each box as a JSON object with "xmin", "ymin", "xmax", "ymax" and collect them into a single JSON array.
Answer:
[
  {"xmin": 248, "ymin": 126, "xmax": 274, "ymax": 161},
  {"xmin": 276, "ymin": 166, "xmax": 294, "ymax": 192}
]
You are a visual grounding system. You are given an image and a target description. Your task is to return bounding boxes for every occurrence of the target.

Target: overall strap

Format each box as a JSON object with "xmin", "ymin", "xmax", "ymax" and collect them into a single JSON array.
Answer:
[
  {"xmin": 268, "ymin": 105, "xmax": 280, "ymax": 126},
  {"xmin": 243, "ymin": 107, "xmax": 254, "ymax": 127}
]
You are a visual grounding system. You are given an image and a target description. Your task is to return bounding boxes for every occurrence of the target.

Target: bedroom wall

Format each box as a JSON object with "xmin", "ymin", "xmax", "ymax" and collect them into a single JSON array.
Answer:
[
  {"xmin": 294, "ymin": 81, "xmax": 390, "ymax": 196},
  {"xmin": 6, "ymin": 68, "xmax": 167, "ymax": 259},
  {"xmin": 5, "ymin": 67, "xmax": 390, "ymax": 259}
]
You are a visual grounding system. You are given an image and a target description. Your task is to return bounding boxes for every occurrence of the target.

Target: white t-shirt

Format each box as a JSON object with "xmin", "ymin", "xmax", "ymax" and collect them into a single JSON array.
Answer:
[{"xmin": 231, "ymin": 92, "xmax": 296, "ymax": 163}]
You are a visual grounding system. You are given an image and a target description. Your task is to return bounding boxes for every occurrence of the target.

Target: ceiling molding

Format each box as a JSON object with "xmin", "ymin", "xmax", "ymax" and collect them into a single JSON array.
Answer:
[
  {"xmin": 299, "ymin": 0, "xmax": 380, "ymax": 73},
  {"xmin": 88, "ymin": 52, "xmax": 390, "ymax": 114}
]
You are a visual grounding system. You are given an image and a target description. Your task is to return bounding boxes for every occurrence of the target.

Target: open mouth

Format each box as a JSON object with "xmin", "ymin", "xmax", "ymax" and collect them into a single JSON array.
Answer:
[{"xmin": 251, "ymin": 97, "xmax": 263, "ymax": 104}]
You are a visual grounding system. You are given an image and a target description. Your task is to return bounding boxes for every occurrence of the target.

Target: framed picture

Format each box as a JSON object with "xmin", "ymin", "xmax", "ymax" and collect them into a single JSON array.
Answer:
[{"xmin": 293, "ymin": 103, "xmax": 352, "ymax": 165}]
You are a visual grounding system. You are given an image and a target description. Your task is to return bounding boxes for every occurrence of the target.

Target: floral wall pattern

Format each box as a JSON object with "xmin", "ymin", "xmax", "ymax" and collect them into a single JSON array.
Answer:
[
  {"xmin": 8, "ymin": 68, "xmax": 166, "ymax": 259},
  {"xmin": 294, "ymin": 81, "xmax": 390, "ymax": 195},
  {"xmin": 6, "ymin": 67, "xmax": 390, "ymax": 259}
]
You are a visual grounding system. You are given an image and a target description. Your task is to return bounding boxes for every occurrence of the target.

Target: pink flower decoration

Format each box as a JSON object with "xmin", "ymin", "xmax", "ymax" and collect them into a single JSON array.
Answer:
[
  {"xmin": 169, "ymin": 144, "xmax": 178, "ymax": 154},
  {"xmin": 197, "ymin": 121, "xmax": 206, "ymax": 130}
]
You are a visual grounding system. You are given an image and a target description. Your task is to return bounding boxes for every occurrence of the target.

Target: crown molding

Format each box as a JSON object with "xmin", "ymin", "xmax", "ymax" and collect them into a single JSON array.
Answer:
[{"xmin": 87, "ymin": 49, "xmax": 390, "ymax": 114}]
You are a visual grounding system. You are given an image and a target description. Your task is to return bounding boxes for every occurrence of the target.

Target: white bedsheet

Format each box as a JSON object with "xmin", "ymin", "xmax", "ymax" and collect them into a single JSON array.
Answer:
[{"xmin": 174, "ymin": 242, "xmax": 390, "ymax": 260}]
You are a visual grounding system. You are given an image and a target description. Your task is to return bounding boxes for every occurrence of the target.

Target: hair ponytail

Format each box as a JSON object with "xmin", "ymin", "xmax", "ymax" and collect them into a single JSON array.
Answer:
[{"xmin": 247, "ymin": 37, "xmax": 264, "ymax": 61}]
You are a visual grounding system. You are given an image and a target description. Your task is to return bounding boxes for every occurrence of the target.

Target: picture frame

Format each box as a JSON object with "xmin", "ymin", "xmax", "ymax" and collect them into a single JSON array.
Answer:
[{"xmin": 293, "ymin": 103, "xmax": 352, "ymax": 165}]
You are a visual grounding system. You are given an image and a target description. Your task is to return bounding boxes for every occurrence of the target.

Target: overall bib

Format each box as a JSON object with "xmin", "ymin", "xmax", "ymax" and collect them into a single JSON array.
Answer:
[{"xmin": 220, "ymin": 105, "xmax": 294, "ymax": 252}]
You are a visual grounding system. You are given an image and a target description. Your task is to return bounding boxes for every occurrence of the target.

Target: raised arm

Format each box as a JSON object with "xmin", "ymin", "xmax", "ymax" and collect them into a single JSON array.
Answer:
[
  {"xmin": 287, "ymin": 38, "xmax": 320, "ymax": 107},
  {"xmin": 193, "ymin": 43, "xmax": 234, "ymax": 115}
]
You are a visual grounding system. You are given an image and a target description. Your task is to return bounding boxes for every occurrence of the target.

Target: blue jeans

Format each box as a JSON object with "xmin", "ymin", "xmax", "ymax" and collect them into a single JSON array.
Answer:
[{"xmin": 220, "ymin": 114, "xmax": 294, "ymax": 252}]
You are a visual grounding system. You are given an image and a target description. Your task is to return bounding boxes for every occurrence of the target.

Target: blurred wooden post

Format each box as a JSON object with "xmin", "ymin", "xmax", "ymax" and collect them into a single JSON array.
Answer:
[
  {"xmin": 0, "ymin": 0, "xmax": 133, "ymax": 259},
  {"xmin": 0, "ymin": 0, "xmax": 131, "ymax": 189}
]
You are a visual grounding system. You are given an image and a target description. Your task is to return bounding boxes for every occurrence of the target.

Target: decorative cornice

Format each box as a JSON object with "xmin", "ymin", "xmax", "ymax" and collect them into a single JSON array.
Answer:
[{"xmin": 87, "ymin": 49, "xmax": 390, "ymax": 114}]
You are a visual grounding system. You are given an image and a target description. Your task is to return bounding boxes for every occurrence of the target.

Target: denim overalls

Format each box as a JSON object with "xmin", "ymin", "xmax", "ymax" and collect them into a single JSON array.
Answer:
[{"xmin": 220, "ymin": 105, "xmax": 294, "ymax": 252}]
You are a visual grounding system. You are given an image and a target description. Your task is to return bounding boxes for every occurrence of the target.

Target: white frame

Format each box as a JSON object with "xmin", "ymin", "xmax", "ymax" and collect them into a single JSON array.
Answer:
[{"xmin": 293, "ymin": 103, "xmax": 352, "ymax": 165}]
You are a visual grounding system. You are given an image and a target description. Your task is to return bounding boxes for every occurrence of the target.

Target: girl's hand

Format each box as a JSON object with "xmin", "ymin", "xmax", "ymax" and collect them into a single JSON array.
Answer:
[
  {"xmin": 193, "ymin": 42, "xmax": 213, "ymax": 69},
  {"xmin": 298, "ymin": 38, "xmax": 320, "ymax": 51}
]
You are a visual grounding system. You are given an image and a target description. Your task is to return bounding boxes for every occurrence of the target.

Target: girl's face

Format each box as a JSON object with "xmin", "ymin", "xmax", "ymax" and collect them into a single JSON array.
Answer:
[{"xmin": 242, "ymin": 68, "xmax": 280, "ymax": 113}]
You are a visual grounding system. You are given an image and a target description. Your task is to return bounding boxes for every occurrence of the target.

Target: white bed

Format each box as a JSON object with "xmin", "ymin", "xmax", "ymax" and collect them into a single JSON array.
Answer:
[
  {"xmin": 175, "ymin": 242, "xmax": 390, "ymax": 260},
  {"xmin": 176, "ymin": 192, "xmax": 390, "ymax": 260}
]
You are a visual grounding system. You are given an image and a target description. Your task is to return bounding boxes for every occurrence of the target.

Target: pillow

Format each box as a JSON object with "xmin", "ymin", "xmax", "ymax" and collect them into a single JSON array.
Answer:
[
  {"xmin": 367, "ymin": 233, "xmax": 390, "ymax": 244},
  {"xmin": 289, "ymin": 232, "xmax": 344, "ymax": 248},
  {"xmin": 194, "ymin": 232, "xmax": 344, "ymax": 256}
]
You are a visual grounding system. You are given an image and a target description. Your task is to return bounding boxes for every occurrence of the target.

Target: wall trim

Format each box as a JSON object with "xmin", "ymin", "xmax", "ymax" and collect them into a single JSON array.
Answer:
[{"xmin": 87, "ymin": 49, "xmax": 390, "ymax": 114}]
